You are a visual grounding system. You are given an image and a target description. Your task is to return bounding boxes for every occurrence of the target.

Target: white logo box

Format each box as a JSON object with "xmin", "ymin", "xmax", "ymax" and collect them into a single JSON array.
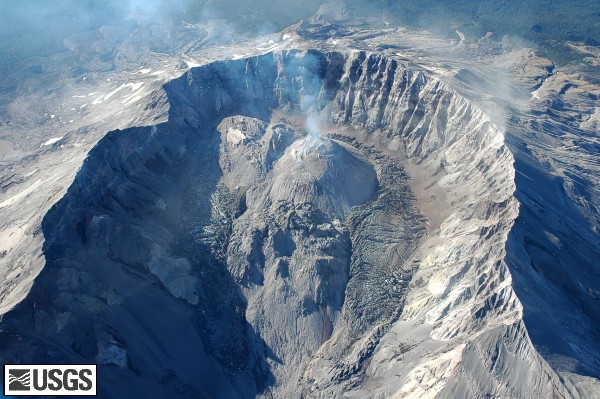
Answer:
[{"xmin": 4, "ymin": 364, "xmax": 97, "ymax": 396}]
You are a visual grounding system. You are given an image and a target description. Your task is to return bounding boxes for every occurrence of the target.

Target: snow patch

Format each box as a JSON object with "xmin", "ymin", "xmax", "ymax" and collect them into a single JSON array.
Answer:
[
  {"xmin": 185, "ymin": 60, "xmax": 201, "ymax": 68},
  {"xmin": 126, "ymin": 82, "xmax": 144, "ymax": 92},
  {"xmin": 103, "ymin": 85, "xmax": 126, "ymax": 101},
  {"xmin": 0, "ymin": 179, "xmax": 42, "ymax": 209},
  {"xmin": 41, "ymin": 136, "xmax": 64, "ymax": 147}
]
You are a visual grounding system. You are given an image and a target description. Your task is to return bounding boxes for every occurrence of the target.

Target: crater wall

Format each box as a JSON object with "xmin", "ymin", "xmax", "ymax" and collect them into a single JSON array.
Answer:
[{"xmin": 0, "ymin": 50, "xmax": 566, "ymax": 398}]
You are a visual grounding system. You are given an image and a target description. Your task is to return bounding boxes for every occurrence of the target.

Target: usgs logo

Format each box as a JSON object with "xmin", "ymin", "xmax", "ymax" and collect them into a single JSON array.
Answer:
[{"xmin": 3, "ymin": 365, "xmax": 96, "ymax": 396}]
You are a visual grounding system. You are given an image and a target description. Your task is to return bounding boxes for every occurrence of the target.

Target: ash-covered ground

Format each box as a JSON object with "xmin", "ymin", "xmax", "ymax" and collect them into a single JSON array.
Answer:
[{"xmin": 0, "ymin": 3, "xmax": 599, "ymax": 398}]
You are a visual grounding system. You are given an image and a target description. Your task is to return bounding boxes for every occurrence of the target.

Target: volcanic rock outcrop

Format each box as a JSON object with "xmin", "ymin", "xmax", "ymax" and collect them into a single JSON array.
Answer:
[{"xmin": 0, "ymin": 49, "xmax": 566, "ymax": 398}]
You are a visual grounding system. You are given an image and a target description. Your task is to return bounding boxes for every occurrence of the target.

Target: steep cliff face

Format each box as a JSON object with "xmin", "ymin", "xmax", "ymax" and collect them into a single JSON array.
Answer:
[{"xmin": 0, "ymin": 50, "xmax": 563, "ymax": 397}]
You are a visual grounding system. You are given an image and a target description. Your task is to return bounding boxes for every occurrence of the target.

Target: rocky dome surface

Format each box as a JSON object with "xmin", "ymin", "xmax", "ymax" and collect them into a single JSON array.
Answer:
[{"xmin": 259, "ymin": 132, "xmax": 377, "ymax": 219}]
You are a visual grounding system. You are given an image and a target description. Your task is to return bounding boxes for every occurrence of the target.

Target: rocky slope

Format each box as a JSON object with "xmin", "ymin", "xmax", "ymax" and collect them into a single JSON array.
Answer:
[
  {"xmin": 0, "ymin": 14, "xmax": 599, "ymax": 397},
  {"xmin": 0, "ymin": 48, "xmax": 566, "ymax": 398}
]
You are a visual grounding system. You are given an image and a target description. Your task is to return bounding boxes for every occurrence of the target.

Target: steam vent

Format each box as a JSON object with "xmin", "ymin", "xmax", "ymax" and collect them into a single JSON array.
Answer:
[{"xmin": 1, "ymin": 19, "xmax": 599, "ymax": 397}]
